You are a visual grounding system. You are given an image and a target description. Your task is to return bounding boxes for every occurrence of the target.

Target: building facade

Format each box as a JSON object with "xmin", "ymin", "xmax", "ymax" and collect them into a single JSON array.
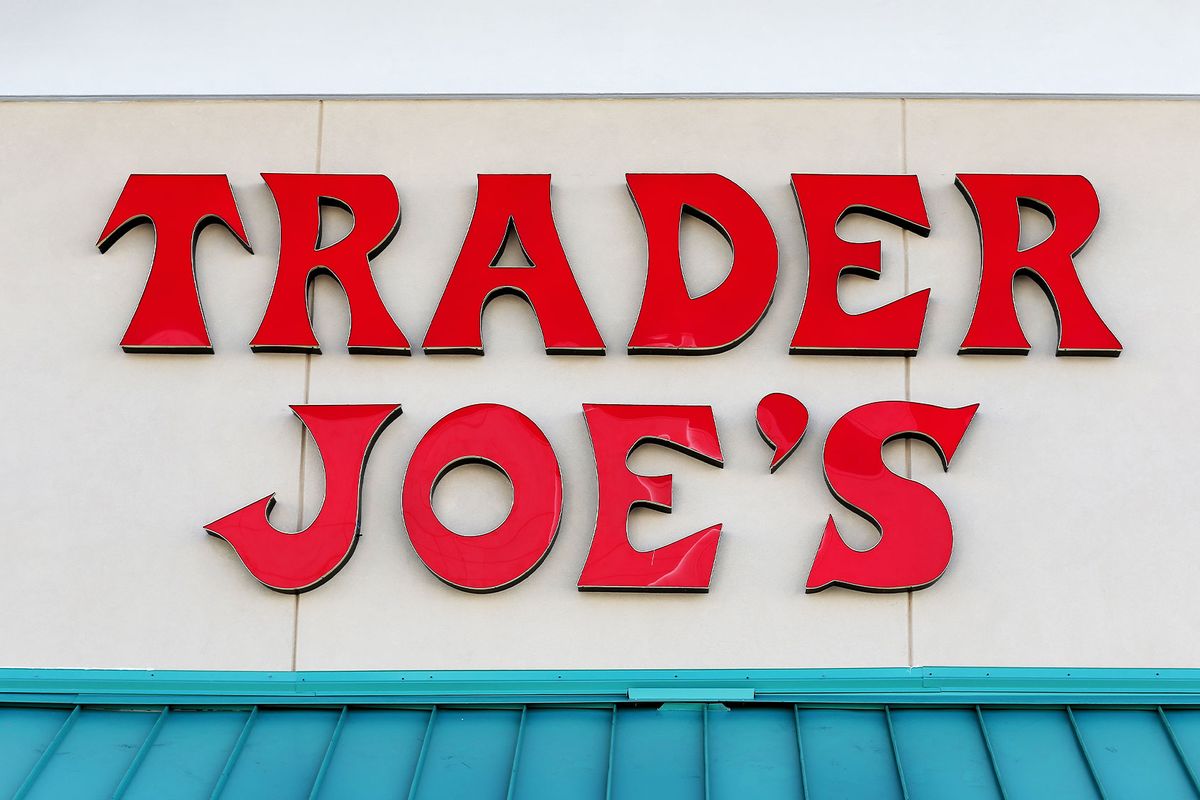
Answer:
[{"xmin": 1, "ymin": 96, "xmax": 1199, "ymax": 797}]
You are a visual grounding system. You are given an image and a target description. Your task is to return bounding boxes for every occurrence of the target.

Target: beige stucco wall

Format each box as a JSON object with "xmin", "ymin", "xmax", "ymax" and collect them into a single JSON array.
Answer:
[{"xmin": 0, "ymin": 98, "xmax": 1192, "ymax": 670}]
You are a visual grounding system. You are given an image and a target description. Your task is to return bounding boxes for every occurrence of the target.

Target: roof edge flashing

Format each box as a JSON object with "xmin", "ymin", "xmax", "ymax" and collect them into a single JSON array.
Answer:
[{"xmin": 1, "ymin": 667, "xmax": 1200, "ymax": 707}]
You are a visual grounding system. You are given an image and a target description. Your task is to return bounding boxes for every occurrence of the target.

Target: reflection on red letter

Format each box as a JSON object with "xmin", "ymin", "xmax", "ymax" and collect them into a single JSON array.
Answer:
[
  {"xmin": 578, "ymin": 404, "xmax": 724, "ymax": 592},
  {"xmin": 402, "ymin": 404, "xmax": 562, "ymax": 592},
  {"xmin": 205, "ymin": 404, "xmax": 401, "ymax": 593},
  {"xmin": 626, "ymin": 174, "xmax": 777, "ymax": 354},
  {"xmin": 756, "ymin": 392, "xmax": 810, "ymax": 473},
  {"xmin": 807, "ymin": 401, "xmax": 978, "ymax": 593},
  {"xmin": 790, "ymin": 174, "xmax": 931, "ymax": 355},
  {"xmin": 251, "ymin": 173, "xmax": 409, "ymax": 354},
  {"xmin": 956, "ymin": 174, "xmax": 1122, "ymax": 356},
  {"xmin": 423, "ymin": 174, "xmax": 605, "ymax": 355},
  {"xmin": 97, "ymin": 174, "xmax": 251, "ymax": 353}
]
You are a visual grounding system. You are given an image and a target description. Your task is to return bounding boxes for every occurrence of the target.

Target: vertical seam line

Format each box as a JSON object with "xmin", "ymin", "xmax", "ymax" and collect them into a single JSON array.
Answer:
[
  {"xmin": 292, "ymin": 350, "xmax": 311, "ymax": 671},
  {"xmin": 13, "ymin": 705, "xmax": 81, "ymax": 800},
  {"xmin": 605, "ymin": 705, "xmax": 617, "ymax": 800},
  {"xmin": 292, "ymin": 98, "xmax": 323, "ymax": 672},
  {"xmin": 308, "ymin": 705, "xmax": 348, "ymax": 800},
  {"xmin": 211, "ymin": 705, "xmax": 258, "ymax": 799},
  {"xmin": 1159, "ymin": 707, "xmax": 1200, "ymax": 797},
  {"xmin": 406, "ymin": 706, "xmax": 437, "ymax": 800},
  {"xmin": 793, "ymin": 705, "xmax": 809, "ymax": 800},
  {"xmin": 505, "ymin": 705, "xmax": 528, "ymax": 800},
  {"xmin": 885, "ymin": 705, "xmax": 910, "ymax": 799},
  {"xmin": 1066, "ymin": 706, "xmax": 1108, "ymax": 800},
  {"xmin": 900, "ymin": 96, "xmax": 915, "ymax": 669},
  {"xmin": 112, "ymin": 706, "xmax": 170, "ymax": 799},
  {"xmin": 975, "ymin": 705, "xmax": 1009, "ymax": 800},
  {"xmin": 702, "ymin": 704, "xmax": 711, "ymax": 800}
]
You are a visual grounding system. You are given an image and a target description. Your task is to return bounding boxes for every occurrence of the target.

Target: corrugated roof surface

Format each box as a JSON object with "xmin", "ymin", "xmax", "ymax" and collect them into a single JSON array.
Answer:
[{"xmin": 4, "ymin": 702, "xmax": 1200, "ymax": 799}]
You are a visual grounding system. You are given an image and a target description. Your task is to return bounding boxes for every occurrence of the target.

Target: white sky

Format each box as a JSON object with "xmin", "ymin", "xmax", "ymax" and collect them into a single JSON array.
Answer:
[{"xmin": 2, "ymin": 0, "xmax": 1198, "ymax": 96}]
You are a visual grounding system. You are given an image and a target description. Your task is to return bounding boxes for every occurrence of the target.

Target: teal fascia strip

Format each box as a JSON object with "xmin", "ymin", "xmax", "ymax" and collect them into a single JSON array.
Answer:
[
  {"xmin": 628, "ymin": 688, "xmax": 756, "ymax": 702},
  {"xmin": 2, "ymin": 667, "xmax": 1200, "ymax": 707}
]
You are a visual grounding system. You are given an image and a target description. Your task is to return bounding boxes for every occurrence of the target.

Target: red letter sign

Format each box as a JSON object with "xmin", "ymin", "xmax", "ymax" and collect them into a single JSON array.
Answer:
[
  {"xmin": 98, "ymin": 174, "xmax": 251, "ymax": 353},
  {"xmin": 578, "ymin": 404, "xmax": 725, "ymax": 591},
  {"xmin": 807, "ymin": 401, "xmax": 978, "ymax": 593},
  {"xmin": 206, "ymin": 404, "xmax": 402, "ymax": 593},
  {"xmin": 790, "ymin": 174, "xmax": 931, "ymax": 355},
  {"xmin": 251, "ymin": 173, "xmax": 409, "ymax": 354},
  {"xmin": 956, "ymin": 174, "xmax": 1122, "ymax": 356},
  {"xmin": 423, "ymin": 174, "xmax": 605, "ymax": 355},
  {"xmin": 402, "ymin": 404, "xmax": 563, "ymax": 591},
  {"xmin": 756, "ymin": 392, "xmax": 810, "ymax": 473},
  {"xmin": 626, "ymin": 174, "xmax": 777, "ymax": 354}
]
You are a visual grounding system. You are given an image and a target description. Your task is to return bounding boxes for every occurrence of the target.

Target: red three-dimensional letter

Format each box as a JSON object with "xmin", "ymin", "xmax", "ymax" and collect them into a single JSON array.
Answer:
[
  {"xmin": 956, "ymin": 174, "xmax": 1122, "ymax": 356},
  {"xmin": 756, "ymin": 392, "xmax": 810, "ymax": 473},
  {"xmin": 402, "ymin": 404, "xmax": 563, "ymax": 591},
  {"xmin": 205, "ymin": 404, "xmax": 402, "ymax": 592},
  {"xmin": 626, "ymin": 174, "xmax": 778, "ymax": 354},
  {"xmin": 807, "ymin": 401, "xmax": 978, "ymax": 593},
  {"xmin": 578, "ymin": 404, "xmax": 725, "ymax": 591},
  {"xmin": 791, "ymin": 174, "xmax": 932, "ymax": 355},
  {"xmin": 423, "ymin": 174, "xmax": 605, "ymax": 355},
  {"xmin": 251, "ymin": 174, "xmax": 409, "ymax": 354},
  {"xmin": 98, "ymin": 174, "xmax": 251, "ymax": 353}
]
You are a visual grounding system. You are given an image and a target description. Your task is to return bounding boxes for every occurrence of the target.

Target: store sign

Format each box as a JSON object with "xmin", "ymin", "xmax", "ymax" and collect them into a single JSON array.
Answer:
[{"xmin": 97, "ymin": 172, "xmax": 1121, "ymax": 596}]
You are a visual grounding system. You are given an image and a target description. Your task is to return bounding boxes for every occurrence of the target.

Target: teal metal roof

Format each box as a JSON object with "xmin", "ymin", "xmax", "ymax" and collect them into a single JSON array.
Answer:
[{"xmin": 3, "ymin": 668, "xmax": 1200, "ymax": 799}]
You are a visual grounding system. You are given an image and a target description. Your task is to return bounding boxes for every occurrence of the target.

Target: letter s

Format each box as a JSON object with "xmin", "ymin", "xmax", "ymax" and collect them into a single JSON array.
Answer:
[{"xmin": 807, "ymin": 401, "xmax": 978, "ymax": 593}]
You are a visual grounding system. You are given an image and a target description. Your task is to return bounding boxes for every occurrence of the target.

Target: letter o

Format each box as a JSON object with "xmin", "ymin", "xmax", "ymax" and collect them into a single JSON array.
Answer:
[{"xmin": 402, "ymin": 403, "xmax": 563, "ymax": 592}]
